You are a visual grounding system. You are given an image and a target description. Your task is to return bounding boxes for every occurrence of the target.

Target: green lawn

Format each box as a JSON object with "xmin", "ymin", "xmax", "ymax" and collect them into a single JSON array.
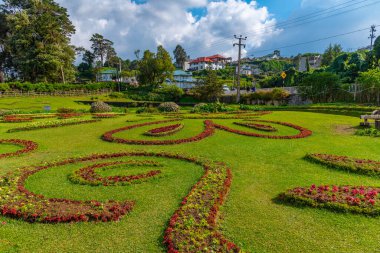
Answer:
[{"xmin": 0, "ymin": 109, "xmax": 379, "ymax": 252}]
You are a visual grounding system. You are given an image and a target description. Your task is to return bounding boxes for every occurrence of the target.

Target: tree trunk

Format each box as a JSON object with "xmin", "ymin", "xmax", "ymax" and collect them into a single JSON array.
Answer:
[{"xmin": 61, "ymin": 65, "xmax": 66, "ymax": 84}]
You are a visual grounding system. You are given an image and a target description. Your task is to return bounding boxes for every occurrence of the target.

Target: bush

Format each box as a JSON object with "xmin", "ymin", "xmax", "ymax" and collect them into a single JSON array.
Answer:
[
  {"xmin": 355, "ymin": 128, "xmax": 380, "ymax": 137},
  {"xmin": 57, "ymin": 108, "xmax": 76, "ymax": 114},
  {"xmin": 136, "ymin": 107, "xmax": 158, "ymax": 114},
  {"xmin": 90, "ymin": 101, "xmax": 112, "ymax": 113},
  {"xmin": 108, "ymin": 92, "xmax": 125, "ymax": 99},
  {"xmin": 251, "ymin": 88, "xmax": 290, "ymax": 101},
  {"xmin": 192, "ymin": 102, "xmax": 231, "ymax": 113},
  {"xmin": 158, "ymin": 102, "xmax": 180, "ymax": 113}
]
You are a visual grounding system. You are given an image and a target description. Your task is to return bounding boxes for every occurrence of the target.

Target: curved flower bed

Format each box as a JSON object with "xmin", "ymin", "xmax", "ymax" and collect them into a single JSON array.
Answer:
[
  {"xmin": 57, "ymin": 113, "xmax": 83, "ymax": 119},
  {"xmin": 144, "ymin": 123, "xmax": 184, "ymax": 137},
  {"xmin": 92, "ymin": 114, "xmax": 121, "ymax": 119},
  {"xmin": 102, "ymin": 120, "xmax": 215, "ymax": 145},
  {"xmin": 68, "ymin": 160, "xmax": 162, "ymax": 186},
  {"xmin": 0, "ymin": 151, "xmax": 240, "ymax": 252},
  {"xmin": 234, "ymin": 121, "xmax": 277, "ymax": 132},
  {"xmin": 0, "ymin": 139, "xmax": 38, "ymax": 159},
  {"xmin": 306, "ymin": 153, "xmax": 380, "ymax": 176},
  {"xmin": 214, "ymin": 119, "xmax": 312, "ymax": 139},
  {"xmin": 7, "ymin": 118, "xmax": 101, "ymax": 133},
  {"xmin": 279, "ymin": 185, "xmax": 380, "ymax": 216},
  {"xmin": 3, "ymin": 115, "xmax": 33, "ymax": 123}
]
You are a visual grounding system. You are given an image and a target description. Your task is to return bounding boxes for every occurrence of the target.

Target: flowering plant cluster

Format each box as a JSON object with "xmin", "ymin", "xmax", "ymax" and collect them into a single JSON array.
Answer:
[
  {"xmin": 144, "ymin": 123, "xmax": 184, "ymax": 137},
  {"xmin": 234, "ymin": 121, "xmax": 277, "ymax": 132},
  {"xmin": 280, "ymin": 184, "xmax": 380, "ymax": 216},
  {"xmin": 3, "ymin": 115, "xmax": 33, "ymax": 123},
  {"xmin": 7, "ymin": 118, "xmax": 101, "ymax": 133},
  {"xmin": 214, "ymin": 119, "xmax": 312, "ymax": 139},
  {"xmin": 102, "ymin": 120, "xmax": 215, "ymax": 145},
  {"xmin": 68, "ymin": 161, "xmax": 162, "ymax": 186},
  {"xmin": 306, "ymin": 153, "xmax": 380, "ymax": 176},
  {"xmin": 0, "ymin": 139, "xmax": 38, "ymax": 158}
]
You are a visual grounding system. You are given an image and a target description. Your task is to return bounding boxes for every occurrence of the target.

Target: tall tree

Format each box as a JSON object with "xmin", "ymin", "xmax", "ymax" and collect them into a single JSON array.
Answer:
[
  {"xmin": 173, "ymin": 45, "xmax": 187, "ymax": 69},
  {"xmin": 195, "ymin": 70, "xmax": 223, "ymax": 102},
  {"xmin": 374, "ymin": 36, "xmax": 380, "ymax": 65},
  {"xmin": 138, "ymin": 45, "xmax": 175, "ymax": 89},
  {"xmin": 322, "ymin": 43, "xmax": 342, "ymax": 66},
  {"xmin": 90, "ymin": 33, "xmax": 115, "ymax": 67},
  {"xmin": 1, "ymin": 0, "xmax": 76, "ymax": 83}
]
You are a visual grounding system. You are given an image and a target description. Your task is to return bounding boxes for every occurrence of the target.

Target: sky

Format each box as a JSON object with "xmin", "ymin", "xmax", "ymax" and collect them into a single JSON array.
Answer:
[{"xmin": 4, "ymin": 0, "xmax": 380, "ymax": 60}]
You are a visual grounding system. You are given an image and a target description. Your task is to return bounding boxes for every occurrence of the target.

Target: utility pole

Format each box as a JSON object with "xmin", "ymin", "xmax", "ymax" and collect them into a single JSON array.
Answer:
[
  {"xmin": 233, "ymin": 35, "xmax": 247, "ymax": 103},
  {"xmin": 369, "ymin": 25, "xmax": 377, "ymax": 50}
]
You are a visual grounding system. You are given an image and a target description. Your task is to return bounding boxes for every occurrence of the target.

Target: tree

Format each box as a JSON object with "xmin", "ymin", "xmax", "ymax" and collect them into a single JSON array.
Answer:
[
  {"xmin": 137, "ymin": 46, "xmax": 175, "ymax": 89},
  {"xmin": 298, "ymin": 72, "xmax": 340, "ymax": 103},
  {"xmin": 90, "ymin": 33, "xmax": 115, "ymax": 67},
  {"xmin": 1, "ymin": 0, "xmax": 76, "ymax": 83},
  {"xmin": 357, "ymin": 69, "xmax": 380, "ymax": 105},
  {"xmin": 194, "ymin": 70, "xmax": 223, "ymax": 102},
  {"xmin": 374, "ymin": 36, "xmax": 380, "ymax": 65},
  {"xmin": 134, "ymin": 49, "xmax": 141, "ymax": 60},
  {"xmin": 322, "ymin": 43, "xmax": 342, "ymax": 66},
  {"xmin": 173, "ymin": 45, "xmax": 187, "ymax": 69}
]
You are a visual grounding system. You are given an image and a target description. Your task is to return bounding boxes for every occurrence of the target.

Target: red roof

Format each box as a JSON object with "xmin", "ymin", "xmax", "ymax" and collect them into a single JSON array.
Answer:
[
  {"xmin": 190, "ymin": 57, "xmax": 213, "ymax": 64},
  {"xmin": 207, "ymin": 54, "xmax": 228, "ymax": 60}
]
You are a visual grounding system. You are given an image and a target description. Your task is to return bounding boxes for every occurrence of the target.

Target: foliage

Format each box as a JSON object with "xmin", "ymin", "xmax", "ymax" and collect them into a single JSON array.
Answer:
[
  {"xmin": 138, "ymin": 46, "xmax": 175, "ymax": 89},
  {"xmin": 192, "ymin": 102, "xmax": 230, "ymax": 113},
  {"xmin": 251, "ymin": 88, "xmax": 290, "ymax": 101},
  {"xmin": 158, "ymin": 102, "xmax": 180, "ymax": 113},
  {"xmin": 322, "ymin": 44, "xmax": 343, "ymax": 66},
  {"xmin": 298, "ymin": 72, "xmax": 341, "ymax": 103},
  {"xmin": 90, "ymin": 33, "xmax": 116, "ymax": 67},
  {"xmin": 57, "ymin": 108, "xmax": 76, "ymax": 114},
  {"xmin": 356, "ymin": 68, "xmax": 380, "ymax": 104},
  {"xmin": 152, "ymin": 84, "xmax": 184, "ymax": 102},
  {"xmin": 355, "ymin": 128, "xmax": 380, "ymax": 137},
  {"xmin": 0, "ymin": 0, "xmax": 76, "ymax": 83},
  {"xmin": 374, "ymin": 36, "xmax": 380, "ymax": 64},
  {"xmin": 194, "ymin": 70, "xmax": 224, "ymax": 102},
  {"xmin": 135, "ymin": 107, "xmax": 158, "ymax": 114},
  {"xmin": 3, "ymin": 81, "xmax": 120, "ymax": 92},
  {"xmin": 259, "ymin": 60, "xmax": 293, "ymax": 73},
  {"xmin": 90, "ymin": 101, "xmax": 112, "ymax": 113},
  {"xmin": 173, "ymin": 45, "xmax": 188, "ymax": 69}
]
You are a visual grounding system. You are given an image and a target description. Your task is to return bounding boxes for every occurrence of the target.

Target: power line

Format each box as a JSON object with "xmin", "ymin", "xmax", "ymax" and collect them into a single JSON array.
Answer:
[
  {"xmin": 233, "ymin": 35, "xmax": 247, "ymax": 103},
  {"xmin": 185, "ymin": 0, "xmax": 380, "ymax": 56},
  {"xmin": 249, "ymin": 25, "xmax": 380, "ymax": 55}
]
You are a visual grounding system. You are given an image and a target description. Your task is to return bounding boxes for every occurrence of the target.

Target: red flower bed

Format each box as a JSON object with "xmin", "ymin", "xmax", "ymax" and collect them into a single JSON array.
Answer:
[
  {"xmin": 234, "ymin": 121, "xmax": 277, "ymax": 132},
  {"xmin": 57, "ymin": 113, "xmax": 83, "ymax": 119},
  {"xmin": 144, "ymin": 123, "xmax": 184, "ymax": 137},
  {"xmin": 306, "ymin": 153, "xmax": 380, "ymax": 176},
  {"xmin": 68, "ymin": 160, "xmax": 162, "ymax": 186},
  {"xmin": 102, "ymin": 120, "xmax": 215, "ymax": 145},
  {"xmin": 280, "ymin": 184, "xmax": 380, "ymax": 216},
  {"xmin": 214, "ymin": 119, "xmax": 312, "ymax": 139},
  {"xmin": 0, "ymin": 139, "xmax": 38, "ymax": 159},
  {"xmin": 92, "ymin": 114, "xmax": 120, "ymax": 119},
  {"xmin": 3, "ymin": 115, "xmax": 33, "ymax": 123},
  {"xmin": 0, "ymin": 150, "xmax": 240, "ymax": 252}
]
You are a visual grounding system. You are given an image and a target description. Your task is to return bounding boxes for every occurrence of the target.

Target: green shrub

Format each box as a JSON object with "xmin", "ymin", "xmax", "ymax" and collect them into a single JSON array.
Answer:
[
  {"xmin": 192, "ymin": 102, "xmax": 231, "ymax": 113},
  {"xmin": 90, "ymin": 101, "xmax": 112, "ymax": 113},
  {"xmin": 57, "ymin": 108, "xmax": 76, "ymax": 114},
  {"xmin": 355, "ymin": 128, "xmax": 380, "ymax": 137},
  {"xmin": 136, "ymin": 107, "xmax": 158, "ymax": 114},
  {"xmin": 158, "ymin": 102, "xmax": 180, "ymax": 113},
  {"xmin": 108, "ymin": 92, "xmax": 125, "ymax": 99}
]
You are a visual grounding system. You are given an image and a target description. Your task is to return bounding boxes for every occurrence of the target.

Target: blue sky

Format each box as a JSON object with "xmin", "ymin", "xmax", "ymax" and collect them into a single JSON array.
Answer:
[{"xmin": 2, "ymin": 0, "xmax": 380, "ymax": 59}]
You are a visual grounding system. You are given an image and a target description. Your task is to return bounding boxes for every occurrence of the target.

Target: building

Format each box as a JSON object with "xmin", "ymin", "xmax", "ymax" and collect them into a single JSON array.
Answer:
[
  {"xmin": 96, "ymin": 69, "xmax": 117, "ymax": 82},
  {"xmin": 189, "ymin": 54, "xmax": 231, "ymax": 71},
  {"xmin": 239, "ymin": 65, "xmax": 253, "ymax": 76},
  {"xmin": 298, "ymin": 55, "xmax": 322, "ymax": 72},
  {"xmin": 170, "ymin": 70, "xmax": 196, "ymax": 89}
]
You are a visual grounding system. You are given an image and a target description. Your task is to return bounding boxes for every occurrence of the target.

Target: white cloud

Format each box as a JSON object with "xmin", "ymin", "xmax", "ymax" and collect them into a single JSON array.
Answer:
[{"xmin": 57, "ymin": 0, "xmax": 279, "ymax": 60}]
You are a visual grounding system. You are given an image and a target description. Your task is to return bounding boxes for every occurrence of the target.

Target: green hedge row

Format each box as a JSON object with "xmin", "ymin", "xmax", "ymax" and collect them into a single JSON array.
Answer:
[{"xmin": 0, "ymin": 82, "xmax": 123, "ymax": 92}]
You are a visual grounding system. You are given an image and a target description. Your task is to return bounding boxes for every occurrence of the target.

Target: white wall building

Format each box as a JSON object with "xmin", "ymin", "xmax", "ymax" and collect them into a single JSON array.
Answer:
[{"xmin": 189, "ymin": 54, "xmax": 230, "ymax": 71}]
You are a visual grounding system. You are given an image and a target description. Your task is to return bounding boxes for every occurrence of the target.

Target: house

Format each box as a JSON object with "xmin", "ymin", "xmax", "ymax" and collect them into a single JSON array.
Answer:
[
  {"xmin": 189, "ymin": 54, "xmax": 231, "ymax": 71},
  {"xmin": 238, "ymin": 65, "xmax": 253, "ymax": 76},
  {"xmin": 96, "ymin": 69, "xmax": 117, "ymax": 82},
  {"xmin": 298, "ymin": 55, "xmax": 322, "ymax": 72},
  {"xmin": 170, "ymin": 70, "xmax": 196, "ymax": 89}
]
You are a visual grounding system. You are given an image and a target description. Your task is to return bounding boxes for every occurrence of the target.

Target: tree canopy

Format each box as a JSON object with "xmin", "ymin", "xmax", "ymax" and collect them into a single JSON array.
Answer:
[{"xmin": 173, "ymin": 45, "xmax": 188, "ymax": 69}]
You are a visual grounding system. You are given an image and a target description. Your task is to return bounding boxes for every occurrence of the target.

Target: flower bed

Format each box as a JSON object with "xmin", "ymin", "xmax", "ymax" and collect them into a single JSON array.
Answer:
[
  {"xmin": 306, "ymin": 153, "xmax": 380, "ymax": 176},
  {"xmin": 234, "ymin": 121, "xmax": 277, "ymax": 132},
  {"xmin": 3, "ymin": 115, "xmax": 33, "ymax": 123},
  {"xmin": 68, "ymin": 161, "xmax": 162, "ymax": 186},
  {"xmin": 214, "ymin": 119, "xmax": 312, "ymax": 139},
  {"xmin": 7, "ymin": 118, "xmax": 101, "ymax": 133},
  {"xmin": 0, "ymin": 139, "xmax": 38, "ymax": 158},
  {"xmin": 92, "ymin": 113, "xmax": 121, "ymax": 119},
  {"xmin": 144, "ymin": 123, "xmax": 184, "ymax": 137},
  {"xmin": 0, "ymin": 150, "xmax": 240, "ymax": 252},
  {"xmin": 57, "ymin": 113, "xmax": 83, "ymax": 119},
  {"xmin": 169, "ymin": 111, "xmax": 272, "ymax": 120},
  {"xmin": 102, "ymin": 120, "xmax": 215, "ymax": 145},
  {"xmin": 279, "ymin": 184, "xmax": 380, "ymax": 216}
]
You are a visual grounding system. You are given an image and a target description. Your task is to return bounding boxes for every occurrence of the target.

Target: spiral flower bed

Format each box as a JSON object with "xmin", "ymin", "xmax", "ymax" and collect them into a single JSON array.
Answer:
[
  {"xmin": 0, "ymin": 139, "xmax": 38, "ymax": 159},
  {"xmin": 144, "ymin": 123, "xmax": 184, "ymax": 137},
  {"xmin": 102, "ymin": 120, "xmax": 215, "ymax": 145},
  {"xmin": 214, "ymin": 119, "xmax": 312, "ymax": 139},
  {"xmin": 0, "ymin": 151, "xmax": 240, "ymax": 252},
  {"xmin": 68, "ymin": 160, "xmax": 163, "ymax": 186},
  {"xmin": 306, "ymin": 153, "xmax": 380, "ymax": 176},
  {"xmin": 234, "ymin": 122, "xmax": 278, "ymax": 132},
  {"xmin": 7, "ymin": 118, "xmax": 101, "ymax": 133},
  {"xmin": 280, "ymin": 185, "xmax": 380, "ymax": 216}
]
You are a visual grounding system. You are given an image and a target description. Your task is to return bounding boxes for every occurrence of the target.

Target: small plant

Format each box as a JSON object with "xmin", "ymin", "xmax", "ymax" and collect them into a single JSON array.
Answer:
[
  {"xmin": 136, "ymin": 107, "xmax": 158, "ymax": 114},
  {"xmin": 355, "ymin": 128, "xmax": 380, "ymax": 137},
  {"xmin": 57, "ymin": 108, "xmax": 75, "ymax": 114},
  {"xmin": 191, "ymin": 102, "xmax": 231, "ymax": 113},
  {"xmin": 90, "ymin": 101, "xmax": 112, "ymax": 113},
  {"xmin": 158, "ymin": 102, "xmax": 180, "ymax": 113}
]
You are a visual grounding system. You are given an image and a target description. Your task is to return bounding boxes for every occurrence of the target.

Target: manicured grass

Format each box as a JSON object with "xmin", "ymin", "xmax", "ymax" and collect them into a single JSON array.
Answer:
[{"xmin": 0, "ymin": 108, "xmax": 379, "ymax": 252}]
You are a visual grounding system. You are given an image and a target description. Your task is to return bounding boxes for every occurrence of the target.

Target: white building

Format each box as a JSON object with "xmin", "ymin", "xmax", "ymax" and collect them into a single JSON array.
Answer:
[
  {"xmin": 169, "ymin": 70, "xmax": 196, "ymax": 89},
  {"xmin": 298, "ymin": 55, "xmax": 322, "ymax": 72},
  {"xmin": 189, "ymin": 54, "xmax": 231, "ymax": 71}
]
